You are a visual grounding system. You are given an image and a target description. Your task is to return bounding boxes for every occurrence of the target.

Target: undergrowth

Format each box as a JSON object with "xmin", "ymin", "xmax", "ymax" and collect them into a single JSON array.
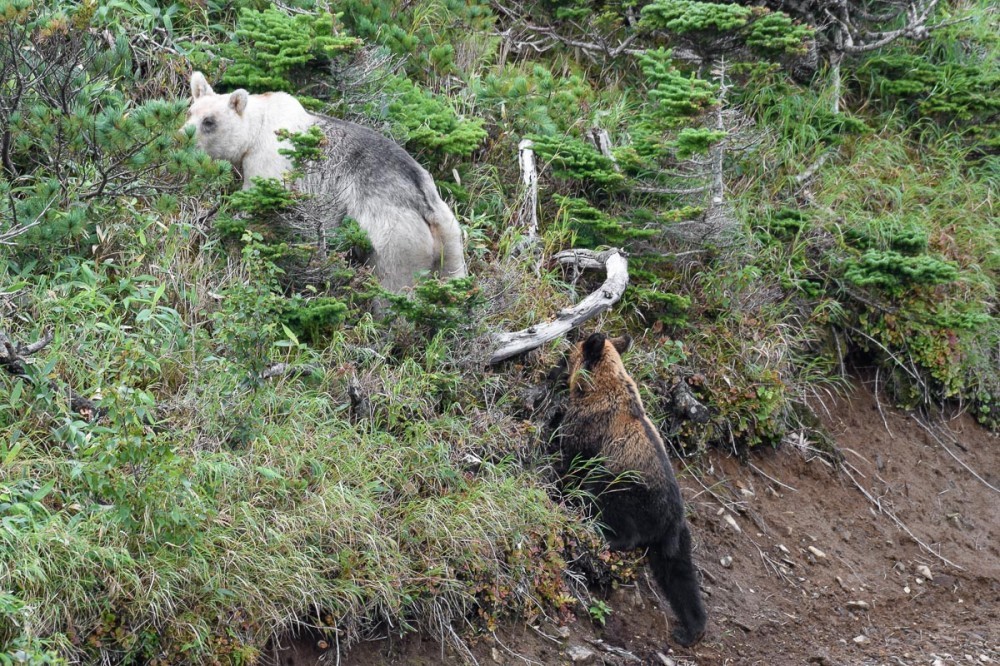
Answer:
[{"xmin": 1, "ymin": 0, "xmax": 996, "ymax": 661}]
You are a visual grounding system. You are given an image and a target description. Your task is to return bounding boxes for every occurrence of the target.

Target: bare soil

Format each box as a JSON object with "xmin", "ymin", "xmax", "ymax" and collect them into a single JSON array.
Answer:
[{"xmin": 270, "ymin": 379, "xmax": 1000, "ymax": 665}]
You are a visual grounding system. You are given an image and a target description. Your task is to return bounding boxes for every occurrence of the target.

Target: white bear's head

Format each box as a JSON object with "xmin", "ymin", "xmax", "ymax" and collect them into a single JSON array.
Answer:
[{"xmin": 185, "ymin": 72, "xmax": 251, "ymax": 165}]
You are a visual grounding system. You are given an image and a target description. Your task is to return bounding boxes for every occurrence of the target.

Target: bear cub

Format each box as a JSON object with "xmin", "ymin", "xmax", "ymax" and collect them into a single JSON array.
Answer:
[{"xmin": 561, "ymin": 332, "xmax": 707, "ymax": 647}]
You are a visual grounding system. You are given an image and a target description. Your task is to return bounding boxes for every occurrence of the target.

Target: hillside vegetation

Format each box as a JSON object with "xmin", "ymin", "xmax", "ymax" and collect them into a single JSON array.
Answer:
[{"xmin": 0, "ymin": 0, "xmax": 996, "ymax": 662}]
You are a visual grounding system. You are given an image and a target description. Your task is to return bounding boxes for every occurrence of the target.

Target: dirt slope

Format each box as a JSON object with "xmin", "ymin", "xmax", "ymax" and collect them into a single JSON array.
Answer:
[{"xmin": 272, "ymin": 380, "xmax": 1000, "ymax": 665}]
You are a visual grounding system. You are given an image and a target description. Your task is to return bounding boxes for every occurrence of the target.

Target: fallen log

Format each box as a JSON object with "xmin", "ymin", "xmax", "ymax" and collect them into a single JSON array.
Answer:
[{"xmin": 489, "ymin": 248, "xmax": 629, "ymax": 364}]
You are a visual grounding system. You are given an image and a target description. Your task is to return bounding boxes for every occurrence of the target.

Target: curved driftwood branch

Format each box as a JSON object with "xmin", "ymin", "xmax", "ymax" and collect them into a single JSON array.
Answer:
[{"xmin": 489, "ymin": 248, "xmax": 629, "ymax": 364}]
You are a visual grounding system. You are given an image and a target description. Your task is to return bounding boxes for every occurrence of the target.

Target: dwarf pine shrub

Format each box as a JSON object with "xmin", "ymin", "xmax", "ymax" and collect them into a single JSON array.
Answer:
[
  {"xmin": 213, "ymin": 6, "xmax": 359, "ymax": 93},
  {"xmin": 0, "ymin": 1, "xmax": 227, "ymax": 249}
]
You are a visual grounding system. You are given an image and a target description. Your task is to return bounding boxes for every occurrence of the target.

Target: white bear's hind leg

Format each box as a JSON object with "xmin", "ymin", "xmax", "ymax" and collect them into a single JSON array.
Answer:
[{"xmin": 362, "ymin": 206, "xmax": 436, "ymax": 293}]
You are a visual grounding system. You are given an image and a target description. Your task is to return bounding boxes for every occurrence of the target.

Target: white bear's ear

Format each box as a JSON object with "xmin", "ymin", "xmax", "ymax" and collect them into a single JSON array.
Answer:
[
  {"xmin": 229, "ymin": 89, "xmax": 249, "ymax": 116},
  {"xmin": 191, "ymin": 72, "xmax": 213, "ymax": 99}
]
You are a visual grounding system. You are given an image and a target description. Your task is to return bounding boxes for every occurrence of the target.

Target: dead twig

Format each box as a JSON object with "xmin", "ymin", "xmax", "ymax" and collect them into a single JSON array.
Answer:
[
  {"xmin": 259, "ymin": 362, "xmax": 323, "ymax": 381},
  {"xmin": 910, "ymin": 416, "xmax": 999, "ymax": 495},
  {"xmin": 748, "ymin": 462, "xmax": 798, "ymax": 493},
  {"xmin": 0, "ymin": 329, "xmax": 103, "ymax": 421},
  {"xmin": 584, "ymin": 638, "xmax": 642, "ymax": 663},
  {"xmin": 839, "ymin": 462, "xmax": 963, "ymax": 571}
]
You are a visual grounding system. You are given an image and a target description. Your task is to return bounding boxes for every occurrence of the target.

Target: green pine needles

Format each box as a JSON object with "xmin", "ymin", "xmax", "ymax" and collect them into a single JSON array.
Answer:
[
  {"xmin": 641, "ymin": 0, "xmax": 811, "ymax": 56},
  {"xmin": 218, "ymin": 6, "xmax": 359, "ymax": 92},
  {"xmin": 372, "ymin": 74, "xmax": 487, "ymax": 159},
  {"xmin": 0, "ymin": 3, "xmax": 227, "ymax": 248}
]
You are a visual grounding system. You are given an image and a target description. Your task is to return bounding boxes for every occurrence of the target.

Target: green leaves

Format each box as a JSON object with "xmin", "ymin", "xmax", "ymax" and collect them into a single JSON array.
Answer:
[
  {"xmin": 639, "ymin": 49, "xmax": 717, "ymax": 118},
  {"xmin": 218, "ymin": 6, "xmax": 359, "ymax": 92},
  {"xmin": 640, "ymin": 0, "xmax": 812, "ymax": 58},
  {"xmin": 641, "ymin": 0, "xmax": 752, "ymax": 34},
  {"xmin": 528, "ymin": 135, "xmax": 625, "ymax": 190},
  {"xmin": 844, "ymin": 250, "xmax": 960, "ymax": 296},
  {"xmin": 384, "ymin": 276, "xmax": 482, "ymax": 333},
  {"xmin": 374, "ymin": 74, "xmax": 487, "ymax": 158},
  {"xmin": 0, "ymin": 3, "xmax": 228, "ymax": 249}
]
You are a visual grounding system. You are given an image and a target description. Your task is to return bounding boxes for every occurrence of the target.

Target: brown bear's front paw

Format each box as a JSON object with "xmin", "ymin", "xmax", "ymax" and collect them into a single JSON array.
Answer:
[{"xmin": 672, "ymin": 625, "xmax": 705, "ymax": 648}]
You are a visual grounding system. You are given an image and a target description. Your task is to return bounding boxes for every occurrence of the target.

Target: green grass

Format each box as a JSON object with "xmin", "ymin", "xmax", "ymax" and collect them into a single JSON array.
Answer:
[{"xmin": 2, "ymin": 0, "xmax": 998, "ymax": 662}]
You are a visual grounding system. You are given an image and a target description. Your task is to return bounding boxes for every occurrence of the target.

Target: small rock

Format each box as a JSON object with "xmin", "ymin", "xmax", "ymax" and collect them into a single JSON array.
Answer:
[
  {"xmin": 836, "ymin": 576, "xmax": 849, "ymax": 591},
  {"xmin": 556, "ymin": 626, "xmax": 571, "ymax": 640},
  {"xmin": 853, "ymin": 635, "xmax": 869, "ymax": 644},
  {"xmin": 916, "ymin": 564, "xmax": 933, "ymax": 581},
  {"xmin": 933, "ymin": 660, "xmax": 945, "ymax": 666},
  {"xmin": 807, "ymin": 546, "xmax": 827, "ymax": 559},
  {"xmin": 933, "ymin": 573, "xmax": 956, "ymax": 589},
  {"xmin": 777, "ymin": 544, "xmax": 790, "ymax": 554},
  {"xmin": 904, "ymin": 585, "xmax": 911, "ymax": 594},
  {"xmin": 655, "ymin": 653, "xmax": 676, "ymax": 666},
  {"xmin": 491, "ymin": 647, "xmax": 503, "ymax": 664},
  {"xmin": 566, "ymin": 645, "xmax": 595, "ymax": 663},
  {"xmin": 916, "ymin": 577, "xmax": 925, "ymax": 585},
  {"xmin": 721, "ymin": 555, "xmax": 733, "ymax": 568},
  {"xmin": 723, "ymin": 513, "xmax": 742, "ymax": 533},
  {"xmin": 846, "ymin": 600, "xmax": 869, "ymax": 610}
]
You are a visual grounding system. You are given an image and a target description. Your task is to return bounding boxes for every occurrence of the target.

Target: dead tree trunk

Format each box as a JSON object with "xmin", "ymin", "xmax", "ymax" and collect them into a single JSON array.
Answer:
[{"xmin": 518, "ymin": 138, "xmax": 539, "ymax": 241}]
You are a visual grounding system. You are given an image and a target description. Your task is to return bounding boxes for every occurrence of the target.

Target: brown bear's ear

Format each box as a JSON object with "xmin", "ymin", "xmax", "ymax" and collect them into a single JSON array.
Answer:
[
  {"xmin": 191, "ymin": 72, "xmax": 213, "ymax": 99},
  {"xmin": 229, "ymin": 90, "xmax": 249, "ymax": 116},
  {"xmin": 610, "ymin": 335, "xmax": 632, "ymax": 355},
  {"xmin": 581, "ymin": 332, "xmax": 607, "ymax": 368}
]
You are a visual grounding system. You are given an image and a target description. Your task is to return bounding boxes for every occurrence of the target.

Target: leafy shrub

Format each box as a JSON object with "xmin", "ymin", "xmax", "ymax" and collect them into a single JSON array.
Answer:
[
  {"xmin": 672, "ymin": 127, "xmax": 727, "ymax": 158},
  {"xmin": 474, "ymin": 63, "xmax": 595, "ymax": 136},
  {"xmin": 529, "ymin": 135, "xmax": 625, "ymax": 190},
  {"xmin": 281, "ymin": 295, "xmax": 348, "ymax": 342},
  {"xmin": 553, "ymin": 196, "xmax": 658, "ymax": 247},
  {"xmin": 213, "ymin": 5, "xmax": 359, "ymax": 93},
  {"xmin": 384, "ymin": 276, "xmax": 482, "ymax": 332},
  {"xmin": 843, "ymin": 250, "xmax": 959, "ymax": 296},
  {"xmin": 857, "ymin": 54, "xmax": 1000, "ymax": 125},
  {"xmin": 0, "ymin": 1, "xmax": 227, "ymax": 248},
  {"xmin": 327, "ymin": 216, "xmax": 373, "ymax": 258},
  {"xmin": 745, "ymin": 12, "xmax": 812, "ymax": 56},
  {"xmin": 640, "ymin": 0, "xmax": 811, "ymax": 56},
  {"xmin": 641, "ymin": 0, "xmax": 753, "ymax": 34},
  {"xmin": 370, "ymin": 74, "xmax": 487, "ymax": 159},
  {"xmin": 638, "ymin": 49, "xmax": 718, "ymax": 118},
  {"xmin": 340, "ymin": 0, "xmax": 493, "ymax": 78}
]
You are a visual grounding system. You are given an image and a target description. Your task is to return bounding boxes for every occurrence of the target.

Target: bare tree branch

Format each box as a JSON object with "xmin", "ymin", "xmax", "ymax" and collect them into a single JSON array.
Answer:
[{"xmin": 0, "ymin": 329, "xmax": 103, "ymax": 421}]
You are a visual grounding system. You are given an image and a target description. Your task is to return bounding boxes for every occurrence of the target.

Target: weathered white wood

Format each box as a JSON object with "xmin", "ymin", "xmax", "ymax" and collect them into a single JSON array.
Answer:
[
  {"xmin": 518, "ymin": 138, "xmax": 539, "ymax": 240},
  {"xmin": 489, "ymin": 248, "xmax": 629, "ymax": 364},
  {"xmin": 590, "ymin": 127, "xmax": 620, "ymax": 172}
]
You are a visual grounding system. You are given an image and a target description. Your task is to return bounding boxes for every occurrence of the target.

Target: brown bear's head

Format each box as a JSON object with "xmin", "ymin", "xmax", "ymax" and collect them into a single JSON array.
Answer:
[{"xmin": 567, "ymin": 332, "xmax": 633, "ymax": 396}]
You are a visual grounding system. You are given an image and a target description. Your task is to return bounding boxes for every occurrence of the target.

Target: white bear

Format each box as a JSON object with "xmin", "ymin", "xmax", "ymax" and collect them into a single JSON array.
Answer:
[{"xmin": 185, "ymin": 72, "xmax": 467, "ymax": 293}]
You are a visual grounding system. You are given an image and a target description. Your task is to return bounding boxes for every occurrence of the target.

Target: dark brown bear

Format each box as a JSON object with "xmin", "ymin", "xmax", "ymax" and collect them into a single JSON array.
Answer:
[{"xmin": 561, "ymin": 332, "xmax": 707, "ymax": 647}]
